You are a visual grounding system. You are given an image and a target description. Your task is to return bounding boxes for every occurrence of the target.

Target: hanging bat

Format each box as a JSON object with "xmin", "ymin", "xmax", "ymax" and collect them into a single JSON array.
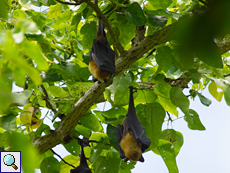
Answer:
[
  {"xmin": 88, "ymin": 16, "xmax": 116, "ymax": 84},
  {"xmin": 116, "ymin": 86, "xmax": 151, "ymax": 162},
  {"xmin": 70, "ymin": 143, "xmax": 92, "ymax": 173}
]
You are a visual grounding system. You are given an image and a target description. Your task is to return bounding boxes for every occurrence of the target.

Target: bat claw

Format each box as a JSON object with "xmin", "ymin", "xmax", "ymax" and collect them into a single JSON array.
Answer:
[
  {"xmin": 139, "ymin": 155, "xmax": 144, "ymax": 162},
  {"xmin": 124, "ymin": 157, "xmax": 129, "ymax": 162}
]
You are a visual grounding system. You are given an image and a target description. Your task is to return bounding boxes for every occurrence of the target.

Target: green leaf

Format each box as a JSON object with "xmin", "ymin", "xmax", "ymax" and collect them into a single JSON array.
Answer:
[
  {"xmin": 80, "ymin": 22, "xmax": 97, "ymax": 49},
  {"xmin": 172, "ymin": 46, "xmax": 194, "ymax": 70},
  {"xmin": 156, "ymin": 46, "xmax": 173, "ymax": 72},
  {"xmin": 80, "ymin": 113, "xmax": 103, "ymax": 132},
  {"xmin": 96, "ymin": 107, "xmax": 127, "ymax": 119},
  {"xmin": 47, "ymin": 86, "xmax": 68, "ymax": 97},
  {"xmin": 105, "ymin": 149, "xmax": 120, "ymax": 173},
  {"xmin": 47, "ymin": 3, "xmax": 62, "ymax": 19},
  {"xmin": 136, "ymin": 102, "xmax": 165, "ymax": 147},
  {"xmin": 21, "ymin": 41, "xmax": 49, "ymax": 71},
  {"xmin": 140, "ymin": 67, "xmax": 156, "ymax": 82},
  {"xmin": 195, "ymin": 41, "xmax": 223, "ymax": 68},
  {"xmin": 0, "ymin": 114, "xmax": 16, "ymax": 131},
  {"xmin": 2, "ymin": 32, "xmax": 42, "ymax": 85},
  {"xmin": 119, "ymin": 161, "xmax": 135, "ymax": 172},
  {"xmin": 116, "ymin": 14, "xmax": 135, "ymax": 47},
  {"xmin": 40, "ymin": 157, "xmax": 60, "ymax": 173},
  {"xmin": 12, "ymin": 90, "xmax": 32, "ymax": 106},
  {"xmin": 0, "ymin": 75, "xmax": 13, "ymax": 114},
  {"xmin": 135, "ymin": 90, "xmax": 157, "ymax": 104},
  {"xmin": 107, "ymin": 125, "xmax": 119, "ymax": 151},
  {"xmin": 93, "ymin": 156, "xmax": 107, "ymax": 173},
  {"xmin": 165, "ymin": 64, "xmax": 183, "ymax": 79},
  {"xmin": 107, "ymin": 73, "xmax": 133, "ymax": 107},
  {"xmin": 148, "ymin": 0, "xmax": 173, "ymax": 10},
  {"xmin": 75, "ymin": 125, "xmax": 91, "ymax": 138},
  {"xmin": 155, "ymin": 82, "xmax": 178, "ymax": 116},
  {"xmin": 208, "ymin": 81, "xmax": 224, "ymax": 102},
  {"xmin": 184, "ymin": 109, "xmax": 205, "ymax": 130},
  {"xmin": 8, "ymin": 132, "xmax": 39, "ymax": 173},
  {"xmin": 56, "ymin": 9, "xmax": 72, "ymax": 24},
  {"xmin": 0, "ymin": 0, "xmax": 8, "ymax": 19},
  {"xmin": 64, "ymin": 139, "xmax": 80, "ymax": 156},
  {"xmin": 76, "ymin": 2, "xmax": 87, "ymax": 14},
  {"xmin": 157, "ymin": 139, "xmax": 179, "ymax": 173},
  {"xmin": 146, "ymin": 12, "xmax": 168, "ymax": 28},
  {"xmin": 90, "ymin": 142, "xmax": 105, "ymax": 162},
  {"xmin": 170, "ymin": 87, "xmax": 190, "ymax": 115},
  {"xmin": 15, "ymin": 20, "xmax": 39, "ymax": 33},
  {"xmin": 159, "ymin": 129, "xmax": 184, "ymax": 156},
  {"xmin": 224, "ymin": 85, "xmax": 230, "ymax": 106},
  {"xmin": 60, "ymin": 155, "xmax": 79, "ymax": 173},
  {"xmin": 197, "ymin": 93, "xmax": 212, "ymax": 106},
  {"xmin": 124, "ymin": 2, "xmax": 147, "ymax": 26},
  {"xmin": 13, "ymin": 9, "xmax": 27, "ymax": 19}
]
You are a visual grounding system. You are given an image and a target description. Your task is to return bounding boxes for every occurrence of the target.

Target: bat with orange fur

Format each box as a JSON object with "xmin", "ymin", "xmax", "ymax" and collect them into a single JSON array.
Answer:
[
  {"xmin": 88, "ymin": 16, "xmax": 115, "ymax": 84},
  {"xmin": 116, "ymin": 86, "xmax": 151, "ymax": 162}
]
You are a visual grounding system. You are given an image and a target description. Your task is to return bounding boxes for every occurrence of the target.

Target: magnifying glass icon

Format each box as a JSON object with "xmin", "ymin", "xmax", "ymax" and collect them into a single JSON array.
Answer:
[{"xmin": 3, "ymin": 154, "xmax": 18, "ymax": 170}]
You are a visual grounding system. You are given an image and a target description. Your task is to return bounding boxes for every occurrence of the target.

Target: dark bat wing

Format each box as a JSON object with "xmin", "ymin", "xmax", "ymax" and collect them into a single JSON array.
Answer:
[
  {"xmin": 126, "ymin": 87, "xmax": 151, "ymax": 152},
  {"xmin": 91, "ymin": 39, "xmax": 115, "ymax": 74},
  {"xmin": 70, "ymin": 143, "xmax": 92, "ymax": 173},
  {"xmin": 116, "ymin": 124, "xmax": 126, "ymax": 159}
]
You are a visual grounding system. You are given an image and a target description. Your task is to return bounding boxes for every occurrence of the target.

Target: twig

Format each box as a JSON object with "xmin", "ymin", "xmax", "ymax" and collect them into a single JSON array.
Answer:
[
  {"xmin": 41, "ymin": 84, "xmax": 57, "ymax": 114},
  {"xmin": 84, "ymin": 0, "xmax": 124, "ymax": 55},
  {"xmin": 73, "ymin": 135, "xmax": 111, "ymax": 146},
  {"xmin": 144, "ymin": 48, "xmax": 156, "ymax": 58},
  {"xmin": 55, "ymin": 0, "xmax": 80, "ymax": 5},
  {"xmin": 51, "ymin": 149, "xmax": 76, "ymax": 168}
]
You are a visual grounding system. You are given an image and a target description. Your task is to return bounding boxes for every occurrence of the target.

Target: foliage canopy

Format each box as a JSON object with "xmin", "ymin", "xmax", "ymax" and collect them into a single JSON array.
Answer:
[{"xmin": 1, "ymin": 0, "xmax": 230, "ymax": 172}]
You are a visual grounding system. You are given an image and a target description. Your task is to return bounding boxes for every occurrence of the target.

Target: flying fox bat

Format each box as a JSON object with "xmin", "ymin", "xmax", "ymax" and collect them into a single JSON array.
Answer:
[
  {"xmin": 116, "ymin": 86, "xmax": 151, "ymax": 162},
  {"xmin": 88, "ymin": 16, "xmax": 116, "ymax": 84},
  {"xmin": 70, "ymin": 143, "xmax": 92, "ymax": 173}
]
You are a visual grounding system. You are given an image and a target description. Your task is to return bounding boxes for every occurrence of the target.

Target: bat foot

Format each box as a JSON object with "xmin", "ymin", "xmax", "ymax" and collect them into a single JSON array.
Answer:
[
  {"xmin": 124, "ymin": 157, "xmax": 129, "ymax": 162},
  {"xmin": 92, "ymin": 76, "xmax": 98, "ymax": 82},
  {"xmin": 98, "ymin": 81, "xmax": 102, "ymax": 84}
]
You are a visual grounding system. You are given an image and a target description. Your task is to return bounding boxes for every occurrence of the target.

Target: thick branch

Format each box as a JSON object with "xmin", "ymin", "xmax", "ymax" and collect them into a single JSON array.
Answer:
[
  {"xmin": 131, "ymin": 26, "xmax": 146, "ymax": 47},
  {"xmin": 84, "ymin": 0, "xmax": 124, "ymax": 55},
  {"xmin": 217, "ymin": 36, "xmax": 230, "ymax": 54}
]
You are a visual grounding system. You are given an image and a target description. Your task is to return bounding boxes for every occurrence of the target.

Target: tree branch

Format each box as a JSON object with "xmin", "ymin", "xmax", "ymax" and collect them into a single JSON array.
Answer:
[
  {"xmin": 217, "ymin": 36, "xmax": 230, "ymax": 54},
  {"xmin": 84, "ymin": 0, "xmax": 124, "ymax": 55},
  {"xmin": 51, "ymin": 149, "xmax": 75, "ymax": 168},
  {"xmin": 55, "ymin": 0, "xmax": 83, "ymax": 5}
]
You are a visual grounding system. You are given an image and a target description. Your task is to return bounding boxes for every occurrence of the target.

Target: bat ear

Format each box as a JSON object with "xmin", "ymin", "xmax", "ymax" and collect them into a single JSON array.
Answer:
[{"xmin": 139, "ymin": 155, "xmax": 144, "ymax": 162}]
